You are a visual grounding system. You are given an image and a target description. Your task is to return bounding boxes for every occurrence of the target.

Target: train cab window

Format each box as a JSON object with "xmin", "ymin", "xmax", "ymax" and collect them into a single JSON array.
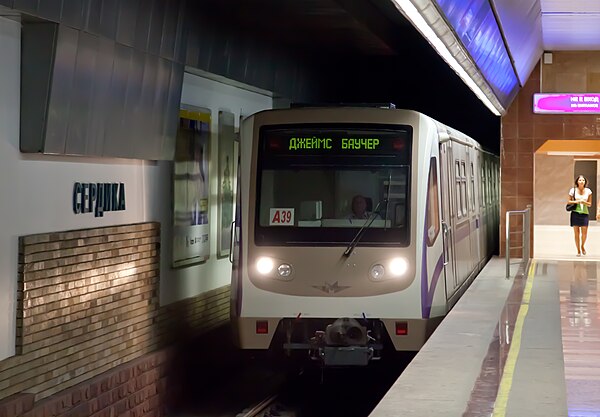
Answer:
[
  {"xmin": 426, "ymin": 158, "xmax": 440, "ymax": 246},
  {"xmin": 255, "ymin": 125, "xmax": 412, "ymax": 246}
]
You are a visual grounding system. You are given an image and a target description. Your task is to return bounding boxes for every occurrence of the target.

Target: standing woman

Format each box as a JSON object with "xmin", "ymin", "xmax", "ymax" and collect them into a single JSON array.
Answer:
[{"xmin": 568, "ymin": 175, "xmax": 593, "ymax": 256}]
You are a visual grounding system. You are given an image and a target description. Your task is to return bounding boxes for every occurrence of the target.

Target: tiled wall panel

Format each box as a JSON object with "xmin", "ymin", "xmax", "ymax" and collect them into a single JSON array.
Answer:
[
  {"xmin": 501, "ymin": 52, "xmax": 600, "ymax": 256},
  {"xmin": 0, "ymin": 222, "xmax": 230, "ymax": 416}
]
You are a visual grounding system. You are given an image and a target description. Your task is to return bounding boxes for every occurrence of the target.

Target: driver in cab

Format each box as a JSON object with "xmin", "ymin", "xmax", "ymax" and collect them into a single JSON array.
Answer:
[{"xmin": 347, "ymin": 195, "xmax": 380, "ymax": 223}]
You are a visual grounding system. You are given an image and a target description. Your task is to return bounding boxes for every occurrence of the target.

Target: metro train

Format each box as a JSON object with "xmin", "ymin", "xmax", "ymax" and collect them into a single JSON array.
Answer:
[{"xmin": 230, "ymin": 106, "xmax": 499, "ymax": 366}]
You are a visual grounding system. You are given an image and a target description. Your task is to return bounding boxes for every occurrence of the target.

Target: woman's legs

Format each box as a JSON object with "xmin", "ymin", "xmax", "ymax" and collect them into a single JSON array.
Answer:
[
  {"xmin": 574, "ymin": 226, "xmax": 581, "ymax": 254},
  {"xmin": 581, "ymin": 226, "xmax": 588, "ymax": 254}
]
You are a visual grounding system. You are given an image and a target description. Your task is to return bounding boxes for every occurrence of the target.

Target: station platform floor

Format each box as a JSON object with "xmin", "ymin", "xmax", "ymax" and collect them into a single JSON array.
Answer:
[{"xmin": 370, "ymin": 256, "xmax": 600, "ymax": 417}]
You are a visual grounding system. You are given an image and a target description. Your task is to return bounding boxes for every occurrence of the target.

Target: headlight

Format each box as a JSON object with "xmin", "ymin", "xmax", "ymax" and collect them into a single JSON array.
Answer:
[
  {"xmin": 369, "ymin": 264, "xmax": 385, "ymax": 280},
  {"xmin": 277, "ymin": 263, "xmax": 292, "ymax": 277},
  {"xmin": 389, "ymin": 257, "xmax": 408, "ymax": 277},
  {"xmin": 256, "ymin": 257, "xmax": 274, "ymax": 275}
]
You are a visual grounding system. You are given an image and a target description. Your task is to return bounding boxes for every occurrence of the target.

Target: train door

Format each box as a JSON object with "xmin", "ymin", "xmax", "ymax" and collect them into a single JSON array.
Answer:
[
  {"xmin": 451, "ymin": 143, "xmax": 472, "ymax": 290},
  {"xmin": 439, "ymin": 141, "xmax": 457, "ymax": 296},
  {"xmin": 468, "ymin": 149, "xmax": 481, "ymax": 270},
  {"xmin": 477, "ymin": 152, "xmax": 488, "ymax": 262},
  {"xmin": 230, "ymin": 140, "xmax": 243, "ymax": 319}
]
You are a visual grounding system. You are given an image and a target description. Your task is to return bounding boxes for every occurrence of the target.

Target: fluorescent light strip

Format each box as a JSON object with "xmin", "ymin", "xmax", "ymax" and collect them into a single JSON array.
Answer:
[
  {"xmin": 392, "ymin": 0, "xmax": 502, "ymax": 116},
  {"xmin": 546, "ymin": 151, "xmax": 599, "ymax": 156}
]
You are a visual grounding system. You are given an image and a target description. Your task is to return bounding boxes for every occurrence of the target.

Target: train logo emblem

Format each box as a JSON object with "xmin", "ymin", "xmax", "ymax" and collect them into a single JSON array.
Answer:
[{"xmin": 312, "ymin": 281, "xmax": 351, "ymax": 294}]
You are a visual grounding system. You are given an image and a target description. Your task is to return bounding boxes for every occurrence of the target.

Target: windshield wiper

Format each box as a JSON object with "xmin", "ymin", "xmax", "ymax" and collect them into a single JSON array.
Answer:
[
  {"xmin": 343, "ymin": 200, "xmax": 383, "ymax": 257},
  {"xmin": 385, "ymin": 171, "xmax": 392, "ymax": 230}
]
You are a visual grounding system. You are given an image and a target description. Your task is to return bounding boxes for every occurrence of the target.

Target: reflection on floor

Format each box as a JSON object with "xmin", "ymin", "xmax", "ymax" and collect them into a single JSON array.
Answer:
[
  {"xmin": 536, "ymin": 224, "xmax": 600, "ymax": 260},
  {"xmin": 558, "ymin": 261, "xmax": 600, "ymax": 416}
]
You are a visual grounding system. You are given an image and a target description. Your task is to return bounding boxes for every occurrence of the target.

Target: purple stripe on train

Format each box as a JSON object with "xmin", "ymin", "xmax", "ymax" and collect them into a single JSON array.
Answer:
[
  {"xmin": 420, "ymin": 173, "xmax": 445, "ymax": 318},
  {"xmin": 421, "ymin": 238, "xmax": 445, "ymax": 318}
]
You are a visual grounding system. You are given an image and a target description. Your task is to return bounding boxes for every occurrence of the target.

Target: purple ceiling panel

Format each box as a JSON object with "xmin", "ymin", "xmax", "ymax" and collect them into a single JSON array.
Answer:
[{"xmin": 435, "ymin": 0, "xmax": 520, "ymax": 108}]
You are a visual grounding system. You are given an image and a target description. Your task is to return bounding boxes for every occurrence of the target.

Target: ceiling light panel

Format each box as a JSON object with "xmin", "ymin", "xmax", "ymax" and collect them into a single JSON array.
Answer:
[
  {"xmin": 492, "ymin": 0, "xmax": 543, "ymax": 87},
  {"xmin": 434, "ymin": 0, "xmax": 520, "ymax": 107},
  {"xmin": 542, "ymin": 14, "xmax": 600, "ymax": 50},
  {"xmin": 393, "ymin": 0, "xmax": 505, "ymax": 115}
]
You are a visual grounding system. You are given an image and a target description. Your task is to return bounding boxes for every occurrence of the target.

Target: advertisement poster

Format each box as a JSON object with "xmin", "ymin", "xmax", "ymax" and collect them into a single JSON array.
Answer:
[
  {"xmin": 172, "ymin": 107, "xmax": 211, "ymax": 267},
  {"xmin": 217, "ymin": 110, "xmax": 236, "ymax": 258}
]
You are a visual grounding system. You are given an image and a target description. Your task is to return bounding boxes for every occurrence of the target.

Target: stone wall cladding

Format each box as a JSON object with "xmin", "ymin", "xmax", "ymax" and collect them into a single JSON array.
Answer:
[{"xmin": 0, "ymin": 222, "xmax": 231, "ymax": 417}]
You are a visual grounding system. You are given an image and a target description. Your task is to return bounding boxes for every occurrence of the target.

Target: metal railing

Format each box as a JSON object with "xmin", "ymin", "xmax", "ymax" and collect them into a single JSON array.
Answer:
[{"xmin": 505, "ymin": 205, "xmax": 531, "ymax": 278}]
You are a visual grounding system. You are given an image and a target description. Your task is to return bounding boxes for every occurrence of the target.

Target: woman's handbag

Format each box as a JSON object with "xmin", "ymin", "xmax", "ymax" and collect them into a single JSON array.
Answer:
[{"xmin": 566, "ymin": 203, "xmax": 577, "ymax": 212}]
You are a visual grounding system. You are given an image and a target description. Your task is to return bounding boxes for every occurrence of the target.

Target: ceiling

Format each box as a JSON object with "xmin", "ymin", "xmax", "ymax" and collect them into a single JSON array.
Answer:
[
  {"xmin": 494, "ymin": 0, "xmax": 600, "ymax": 85},
  {"xmin": 198, "ymin": 0, "xmax": 405, "ymax": 56},
  {"xmin": 4, "ymin": 0, "xmax": 592, "ymax": 117},
  {"xmin": 201, "ymin": 0, "xmax": 600, "ymax": 116},
  {"xmin": 540, "ymin": 0, "xmax": 600, "ymax": 50}
]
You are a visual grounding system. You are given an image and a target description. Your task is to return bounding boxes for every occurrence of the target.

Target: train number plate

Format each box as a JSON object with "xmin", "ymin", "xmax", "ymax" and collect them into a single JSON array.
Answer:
[{"xmin": 269, "ymin": 208, "xmax": 294, "ymax": 226}]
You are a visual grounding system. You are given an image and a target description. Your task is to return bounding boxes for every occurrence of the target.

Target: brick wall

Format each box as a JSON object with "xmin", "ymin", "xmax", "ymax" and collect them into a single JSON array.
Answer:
[{"xmin": 0, "ymin": 223, "xmax": 231, "ymax": 417}]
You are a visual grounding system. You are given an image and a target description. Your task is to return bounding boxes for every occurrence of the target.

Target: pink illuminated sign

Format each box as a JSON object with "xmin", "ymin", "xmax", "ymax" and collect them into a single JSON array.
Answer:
[{"xmin": 534, "ymin": 93, "xmax": 600, "ymax": 114}]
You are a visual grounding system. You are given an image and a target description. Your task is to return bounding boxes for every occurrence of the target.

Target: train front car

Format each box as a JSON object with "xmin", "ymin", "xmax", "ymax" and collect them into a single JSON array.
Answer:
[{"xmin": 231, "ymin": 107, "xmax": 447, "ymax": 367}]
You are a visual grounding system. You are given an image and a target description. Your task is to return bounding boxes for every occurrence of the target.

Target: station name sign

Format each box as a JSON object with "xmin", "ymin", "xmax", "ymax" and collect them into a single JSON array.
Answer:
[
  {"xmin": 534, "ymin": 93, "xmax": 600, "ymax": 114},
  {"xmin": 73, "ymin": 182, "xmax": 126, "ymax": 217}
]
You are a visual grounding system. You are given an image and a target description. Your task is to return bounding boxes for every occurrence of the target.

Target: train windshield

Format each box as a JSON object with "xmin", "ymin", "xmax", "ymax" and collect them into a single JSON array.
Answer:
[{"xmin": 255, "ymin": 124, "xmax": 412, "ymax": 246}]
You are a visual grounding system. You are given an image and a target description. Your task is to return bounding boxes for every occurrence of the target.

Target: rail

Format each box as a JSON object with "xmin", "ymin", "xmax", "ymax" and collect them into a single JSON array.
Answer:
[{"xmin": 505, "ymin": 205, "xmax": 531, "ymax": 278}]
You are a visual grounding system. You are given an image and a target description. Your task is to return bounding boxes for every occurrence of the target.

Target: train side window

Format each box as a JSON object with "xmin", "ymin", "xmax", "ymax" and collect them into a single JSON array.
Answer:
[
  {"xmin": 487, "ymin": 164, "xmax": 492, "ymax": 205},
  {"xmin": 455, "ymin": 161, "xmax": 462, "ymax": 218},
  {"xmin": 480, "ymin": 159, "xmax": 485, "ymax": 208},
  {"xmin": 470, "ymin": 162, "xmax": 475, "ymax": 212},
  {"xmin": 484, "ymin": 162, "xmax": 490, "ymax": 205},
  {"xmin": 493, "ymin": 164, "xmax": 498, "ymax": 202},
  {"xmin": 460, "ymin": 161, "xmax": 467, "ymax": 217},
  {"xmin": 427, "ymin": 158, "xmax": 440, "ymax": 246}
]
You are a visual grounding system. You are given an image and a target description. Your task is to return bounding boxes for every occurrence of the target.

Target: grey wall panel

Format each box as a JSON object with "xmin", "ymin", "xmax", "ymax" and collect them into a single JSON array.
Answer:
[
  {"xmin": 147, "ymin": 0, "xmax": 165, "ymax": 57},
  {"xmin": 225, "ymin": 36, "xmax": 251, "ymax": 83},
  {"xmin": 273, "ymin": 60, "xmax": 296, "ymax": 99},
  {"xmin": 87, "ymin": 35, "xmax": 115, "ymax": 155},
  {"xmin": 60, "ymin": 0, "xmax": 89, "ymax": 30},
  {"xmin": 159, "ymin": 0, "xmax": 178, "ymax": 61},
  {"xmin": 190, "ymin": 20, "xmax": 217, "ymax": 71},
  {"xmin": 65, "ymin": 30, "xmax": 97, "ymax": 155},
  {"xmin": 137, "ymin": 53, "xmax": 159, "ymax": 158},
  {"xmin": 12, "ymin": 0, "xmax": 37, "ymax": 14},
  {"xmin": 173, "ymin": 5, "xmax": 188, "ymax": 64},
  {"xmin": 0, "ymin": 0, "xmax": 14, "ymax": 7},
  {"xmin": 16, "ymin": 1, "xmax": 185, "ymax": 160},
  {"xmin": 206, "ymin": 27, "xmax": 231, "ymax": 77},
  {"xmin": 246, "ymin": 47, "xmax": 275, "ymax": 92},
  {"xmin": 37, "ymin": 0, "xmax": 63, "ymax": 21},
  {"xmin": 115, "ymin": 0, "xmax": 139, "ymax": 47},
  {"xmin": 18, "ymin": 0, "xmax": 317, "ymax": 159},
  {"xmin": 171, "ymin": 0, "xmax": 186, "ymax": 63},
  {"xmin": 45, "ymin": 25, "xmax": 78, "ymax": 154},
  {"xmin": 20, "ymin": 22, "xmax": 58, "ymax": 153},
  {"xmin": 87, "ymin": 0, "xmax": 118, "ymax": 39},
  {"xmin": 162, "ymin": 61, "xmax": 183, "ymax": 159},
  {"xmin": 103, "ymin": 44, "xmax": 132, "ymax": 157},
  {"xmin": 184, "ymin": 21, "xmax": 200, "ymax": 68},
  {"xmin": 147, "ymin": 57, "xmax": 171, "ymax": 158},
  {"xmin": 133, "ymin": 0, "xmax": 152, "ymax": 52}
]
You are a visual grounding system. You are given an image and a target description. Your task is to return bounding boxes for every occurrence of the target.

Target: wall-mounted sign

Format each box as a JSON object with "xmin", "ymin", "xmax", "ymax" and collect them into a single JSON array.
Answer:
[
  {"xmin": 534, "ymin": 93, "xmax": 600, "ymax": 114},
  {"xmin": 173, "ymin": 107, "xmax": 211, "ymax": 267},
  {"xmin": 73, "ymin": 182, "xmax": 126, "ymax": 217}
]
